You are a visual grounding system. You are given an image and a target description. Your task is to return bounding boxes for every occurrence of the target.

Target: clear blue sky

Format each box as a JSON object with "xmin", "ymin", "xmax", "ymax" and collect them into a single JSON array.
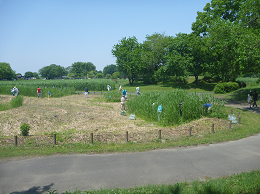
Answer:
[{"xmin": 0, "ymin": 0, "xmax": 210, "ymax": 75}]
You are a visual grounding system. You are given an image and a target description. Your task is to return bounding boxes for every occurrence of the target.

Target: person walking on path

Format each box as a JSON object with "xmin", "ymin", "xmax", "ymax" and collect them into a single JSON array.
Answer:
[
  {"xmin": 37, "ymin": 87, "xmax": 41, "ymax": 98},
  {"xmin": 107, "ymin": 84, "xmax": 111, "ymax": 92},
  {"xmin": 252, "ymin": 90, "xmax": 258, "ymax": 109},
  {"xmin": 85, "ymin": 87, "xmax": 89, "ymax": 99}
]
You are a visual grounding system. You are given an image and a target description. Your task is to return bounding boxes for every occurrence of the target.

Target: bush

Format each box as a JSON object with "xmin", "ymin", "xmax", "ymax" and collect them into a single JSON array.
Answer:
[
  {"xmin": 20, "ymin": 123, "xmax": 30, "ymax": 136},
  {"xmin": 214, "ymin": 82, "xmax": 239, "ymax": 94}
]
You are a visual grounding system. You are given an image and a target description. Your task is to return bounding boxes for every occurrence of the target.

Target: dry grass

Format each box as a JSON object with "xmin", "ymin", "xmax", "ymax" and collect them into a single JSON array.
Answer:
[{"xmin": 0, "ymin": 94, "xmax": 228, "ymax": 146}]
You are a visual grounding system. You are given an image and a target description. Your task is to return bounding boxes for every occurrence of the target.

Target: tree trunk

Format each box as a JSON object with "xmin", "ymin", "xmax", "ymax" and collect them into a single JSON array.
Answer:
[{"xmin": 195, "ymin": 75, "xmax": 198, "ymax": 85}]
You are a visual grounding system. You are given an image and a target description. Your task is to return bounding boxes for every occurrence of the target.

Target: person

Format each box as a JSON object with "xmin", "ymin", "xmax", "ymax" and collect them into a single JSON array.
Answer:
[
  {"xmin": 107, "ymin": 83, "xmax": 111, "ymax": 92},
  {"xmin": 121, "ymin": 95, "xmax": 125, "ymax": 110},
  {"xmin": 85, "ymin": 87, "xmax": 89, "ymax": 99},
  {"xmin": 203, "ymin": 103, "xmax": 212, "ymax": 112},
  {"xmin": 37, "ymin": 87, "xmax": 41, "ymax": 98},
  {"xmin": 119, "ymin": 85, "xmax": 122, "ymax": 92},
  {"xmin": 136, "ymin": 85, "xmax": 140, "ymax": 95},
  {"xmin": 179, "ymin": 100, "xmax": 183, "ymax": 117},
  {"xmin": 122, "ymin": 89, "xmax": 127, "ymax": 99},
  {"xmin": 247, "ymin": 91, "xmax": 253, "ymax": 108},
  {"xmin": 11, "ymin": 86, "xmax": 18, "ymax": 96},
  {"xmin": 48, "ymin": 91, "xmax": 51, "ymax": 99},
  {"xmin": 252, "ymin": 90, "xmax": 258, "ymax": 109}
]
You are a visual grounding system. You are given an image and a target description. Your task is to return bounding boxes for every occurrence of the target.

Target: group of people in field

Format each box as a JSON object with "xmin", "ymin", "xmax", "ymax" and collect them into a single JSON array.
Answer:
[
  {"xmin": 36, "ymin": 87, "xmax": 51, "ymax": 98},
  {"xmin": 247, "ymin": 90, "xmax": 258, "ymax": 109}
]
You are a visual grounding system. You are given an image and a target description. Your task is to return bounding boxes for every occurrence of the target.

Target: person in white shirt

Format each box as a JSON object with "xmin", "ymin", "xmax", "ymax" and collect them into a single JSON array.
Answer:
[
  {"xmin": 136, "ymin": 85, "xmax": 140, "ymax": 95},
  {"xmin": 107, "ymin": 84, "xmax": 111, "ymax": 91},
  {"xmin": 121, "ymin": 95, "xmax": 125, "ymax": 110}
]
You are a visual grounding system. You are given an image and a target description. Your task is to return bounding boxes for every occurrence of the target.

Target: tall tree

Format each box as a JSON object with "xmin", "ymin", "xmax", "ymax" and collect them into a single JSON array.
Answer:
[
  {"xmin": 112, "ymin": 36, "xmax": 142, "ymax": 85},
  {"xmin": 103, "ymin": 64, "xmax": 117, "ymax": 76},
  {"xmin": 191, "ymin": 0, "xmax": 260, "ymax": 80},
  {"xmin": 188, "ymin": 33, "xmax": 207, "ymax": 85},
  {"xmin": 24, "ymin": 71, "xmax": 33, "ymax": 78},
  {"xmin": 141, "ymin": 33, "xmax": 172, "ymax": 84},
  {"xmin": 166, "ymin": 33, "xmax": 192, "ymax": 82},
  {"xmin": 68, "ymin": 62, "xmax": 96, "ymax": 78},
  {"xmin": 0, "ymin": 62, "xmax": 15, "ymax": 80},
  {"xmin": 39, "ymin": 64, "xmax": 67, "ymax": 79}
]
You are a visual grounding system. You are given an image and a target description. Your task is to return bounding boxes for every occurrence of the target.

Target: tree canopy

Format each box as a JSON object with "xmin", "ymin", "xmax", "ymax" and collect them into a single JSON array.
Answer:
[
  {"xmin": 39, "ymin": 64, "xmax": 67, "ymax": 79},
  {"xmin": 68, "ymin": 62, "xmax": 96, "ymax": 78},
  {"xmin": 0, "ymin": 62, "xmax": 15, "ymax": 80}
]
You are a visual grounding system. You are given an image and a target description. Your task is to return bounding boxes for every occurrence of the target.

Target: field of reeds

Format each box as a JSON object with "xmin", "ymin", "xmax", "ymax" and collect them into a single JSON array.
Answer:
[
  {"xmin": 0, "ymin": 79, "xmax": 116, "ymax": 97},
  {"xmin": 126, "ymin": 90, "xmax": 225, "ymax": 126}
]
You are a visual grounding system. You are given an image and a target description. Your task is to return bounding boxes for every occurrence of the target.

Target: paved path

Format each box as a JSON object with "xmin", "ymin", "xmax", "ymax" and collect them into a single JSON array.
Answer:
[{"xmin": 1, "ymin": 133, "xmax": 260, "ymax": 194}]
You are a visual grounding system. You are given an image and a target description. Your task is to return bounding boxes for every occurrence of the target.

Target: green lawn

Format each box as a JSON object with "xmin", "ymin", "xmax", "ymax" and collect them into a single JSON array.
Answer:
[{"xmin": 117, "ymin": 76, "xmax": 216, "ymax": 93}]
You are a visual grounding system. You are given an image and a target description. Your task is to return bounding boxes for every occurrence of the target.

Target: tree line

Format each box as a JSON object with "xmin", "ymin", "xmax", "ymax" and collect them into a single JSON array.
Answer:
[
  {"xmin": 0, "ymin": 62, "xmax": 122, "ymax": 80},
  {"xmin": 112, "ymin": 0, "xmax": 260, "ymax": 85},
  {"xmin": 1, "ymin": 0, "xmax": 259, "ymax": 83}
]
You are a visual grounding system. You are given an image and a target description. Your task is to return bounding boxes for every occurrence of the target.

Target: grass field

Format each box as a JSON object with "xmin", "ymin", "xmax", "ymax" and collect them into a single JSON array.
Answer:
[{"xmin": 1, "ymin": 76, "xmax": 260, "ymax": 193}]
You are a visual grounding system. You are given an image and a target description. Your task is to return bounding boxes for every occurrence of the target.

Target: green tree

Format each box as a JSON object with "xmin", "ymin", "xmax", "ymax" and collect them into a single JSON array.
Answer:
[
  {"xmin": 166, "ymin": 33, "xmax": 192, "ymax": 81},
  {"xmin": 188, "ymin": 33, "xmax": 207, "ymax": 85},
  {"xmin": 141, "ymin": 33, "xmax": 172, "ymax": 84},
  {"xmin": 0, "ymin": 62, "xmax": 15, "ymax": 80},
  {"xmin": 112, "ymin": 72, "xmax": 121, "ymax": 79},
  {"xmin": 68, "ymin": 62, "xmax": 96, "ymax": 78},
  {"xmin": 191, "ymin": 0, "xmax": 260, "ymax": 80},
  {"xmin": 32, "ymin": 72, "xmax": 40, "ymax": 79},
  {"xmin": 24, "ymin": 71, "xmax": 33, "ymax": 78},
  {"xmin": 112, "ymin": 36, "xmax": 142, "ymax": 85},
  {"xmin": 87, "ymin": 70, "xmax": 95, "ymax": 79},
  {"xmin": 96, "ymin": 73, "xmax": 104, "ymax": 78},
  {"xmin": 39, "ymin": 64, "xmax": 67, "ymax": 79},
  {"xmin": 103, "ymin": 64, "xmax": 117, "ymax": 77}
]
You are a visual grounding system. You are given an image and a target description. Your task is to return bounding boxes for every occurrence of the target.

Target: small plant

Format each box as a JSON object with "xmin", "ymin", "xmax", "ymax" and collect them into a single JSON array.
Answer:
[{"xmin": 20, "ymin": 123, "xmax": 30, "ymax": 136}]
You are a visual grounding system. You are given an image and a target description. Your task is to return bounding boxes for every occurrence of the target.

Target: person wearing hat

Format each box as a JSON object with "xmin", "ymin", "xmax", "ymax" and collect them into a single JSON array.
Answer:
[{"xmin": 121, "ymin": 95, "xmax": 125, "ymax": 111}]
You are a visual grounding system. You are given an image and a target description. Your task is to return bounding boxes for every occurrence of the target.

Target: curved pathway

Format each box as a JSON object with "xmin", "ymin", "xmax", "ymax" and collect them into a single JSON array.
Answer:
[{"xmin": 1, "ymin": 133, "xmax": 260, "ymax": 194}]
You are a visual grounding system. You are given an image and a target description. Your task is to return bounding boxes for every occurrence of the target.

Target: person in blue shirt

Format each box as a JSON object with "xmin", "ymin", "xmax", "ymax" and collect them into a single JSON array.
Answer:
[
  {"xmin": 203, "ymin": 103, "xmax": 212, "ymax": 112},
  {"xmin": 85, "ymin": 87, "xmax": 89, "ymax": 98},
  {"xmin": 122, "ymin": 89, "xmax": 127, "ymax": 98}
]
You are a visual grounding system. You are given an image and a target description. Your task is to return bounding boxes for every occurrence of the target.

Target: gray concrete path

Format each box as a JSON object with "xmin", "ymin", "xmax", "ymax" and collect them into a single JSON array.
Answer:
[{"xmin": 1, "ymin": 133, "xmax": 260, "ymax": 194}]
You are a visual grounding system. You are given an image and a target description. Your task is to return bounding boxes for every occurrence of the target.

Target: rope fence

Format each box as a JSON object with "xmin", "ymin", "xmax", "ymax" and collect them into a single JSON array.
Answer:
[{"xmin": 1, "ymin": 110, "xmax": 241, "ymax": 147}]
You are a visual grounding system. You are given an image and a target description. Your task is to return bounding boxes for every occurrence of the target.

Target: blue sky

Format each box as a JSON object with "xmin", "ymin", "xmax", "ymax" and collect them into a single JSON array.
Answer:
[{"xmin": 0, "ymin": 0, "xmax": 210, "ymax": 75}]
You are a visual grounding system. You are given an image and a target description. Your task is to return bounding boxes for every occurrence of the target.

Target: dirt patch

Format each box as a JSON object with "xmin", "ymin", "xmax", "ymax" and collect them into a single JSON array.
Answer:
[{"xmin": 0, "ymin": 94, "xmax": 230, "ymax": 146}]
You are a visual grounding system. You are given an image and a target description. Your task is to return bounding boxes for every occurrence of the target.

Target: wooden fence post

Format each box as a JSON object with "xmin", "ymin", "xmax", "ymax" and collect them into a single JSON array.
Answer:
[
  {"xmin": 212, "ymin": 124, "xmax": 214, "ymax": 133},
  {"xmin": 238, "ymin": 116, "xmax": 241, "ymax": 124},
  {"xmin": 231, "ymin": 109, "xmax": 233, "ymax": 114},
  {"xmin": 229, "ymin": 120, "xmax": 232, "ymax": 129},
  {"xmin": 53, "ymin": 134, "xmax": 56, "ymax": 145},
  {"xmin": 158, "ymin": 129, "xmax": 161, "ymax": 140},
  {"xmin": 14, "ymin": 135, "xmax": 17, "ymax": 146},
  {"xmin": 189, "ymin": 127, "xmax": 192, "ymax": 136},
  {"xmin": 90, "ymin": 132, "xmax": 93, "ymax": 144},
  {"xmin": 125, "ymin": 131, "xmax": 128, "ymax": 142}
]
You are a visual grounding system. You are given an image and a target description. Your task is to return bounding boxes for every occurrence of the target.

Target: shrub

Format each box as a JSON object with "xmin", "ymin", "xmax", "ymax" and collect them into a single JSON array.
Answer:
[
  {"xmin": 20, "ymin": 123, "xmax": 30, "ymax": 136},
  {"xmin": 214, "ymin": 82, "xmax": 239, "ymax": 94}
]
